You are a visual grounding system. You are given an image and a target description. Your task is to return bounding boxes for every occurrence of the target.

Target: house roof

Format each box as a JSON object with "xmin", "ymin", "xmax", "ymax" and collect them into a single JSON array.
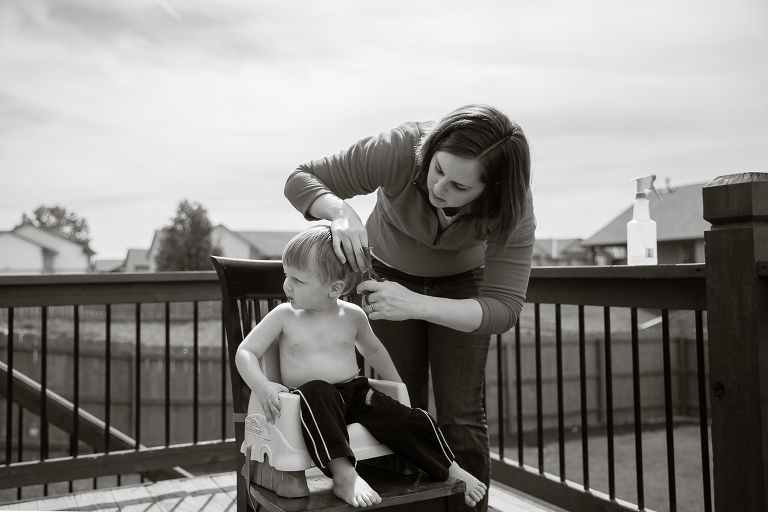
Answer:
[
  {"xmin": 582, "ymin": 182, "xmax": 710, "ymax": 247},
  {"xmin": 231, "ymin": 230, "xmax": 300, "ymax": 258},
  {"xmin": 0, "ymin": 230, "xmax": 59, "ymax": 254},
  {"xmin": 94, "ymin": 259, "xmax": 124, "ymax": 272},
  {"xmin": 13, "ymin": 224, "xmax": 96, "ymax": 255}
]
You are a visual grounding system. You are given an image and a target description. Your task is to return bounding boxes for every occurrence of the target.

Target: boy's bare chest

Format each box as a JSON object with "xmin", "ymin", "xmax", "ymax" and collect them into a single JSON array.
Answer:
[{"xmin": 280, "ymin": 315, "xmax": 357, "ymax": 353}]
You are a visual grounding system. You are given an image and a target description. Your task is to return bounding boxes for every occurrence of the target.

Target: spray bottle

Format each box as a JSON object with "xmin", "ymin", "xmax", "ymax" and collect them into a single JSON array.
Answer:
[{"xmin": 627, "ymin": 175, "xmax": 662, "ymax": 265}]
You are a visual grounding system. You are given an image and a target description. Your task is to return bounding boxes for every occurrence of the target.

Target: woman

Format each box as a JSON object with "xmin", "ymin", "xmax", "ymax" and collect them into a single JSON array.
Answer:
[{"xmin": 285, "ymin": 104, "xmax": 535, "ymax": 510}]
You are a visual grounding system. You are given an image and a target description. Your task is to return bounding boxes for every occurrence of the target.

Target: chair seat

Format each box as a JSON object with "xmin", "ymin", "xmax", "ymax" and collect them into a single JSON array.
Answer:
[{"xmin": 242, "ymin": 379, "xmax": 410, "ymax": 472}]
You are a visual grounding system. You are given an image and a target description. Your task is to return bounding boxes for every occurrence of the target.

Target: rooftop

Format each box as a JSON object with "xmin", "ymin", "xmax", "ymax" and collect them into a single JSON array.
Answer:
[{"xmin": 582, "ymin": 182, "xmax": 710, "ymax": 247}]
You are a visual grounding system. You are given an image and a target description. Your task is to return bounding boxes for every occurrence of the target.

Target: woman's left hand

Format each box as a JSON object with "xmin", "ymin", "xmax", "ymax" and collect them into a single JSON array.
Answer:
[{"xmin": 357, "ymin": 280, "xmax": 423, "ymax": 321}]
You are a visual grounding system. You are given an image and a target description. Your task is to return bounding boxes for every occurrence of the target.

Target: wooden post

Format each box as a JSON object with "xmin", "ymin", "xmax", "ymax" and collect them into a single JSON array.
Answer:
[{"xmin": 702, "ymin": 172, "xmax": 768, "ymax": 511}]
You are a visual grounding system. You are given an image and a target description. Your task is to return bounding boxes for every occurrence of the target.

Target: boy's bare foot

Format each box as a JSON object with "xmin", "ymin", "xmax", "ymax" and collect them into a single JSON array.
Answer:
[
  {"xmin": 448, "ymin": 461, "xmax": 487, "ymax": 507},
  {"xmin": 328, "ymin": 458, "xmax": 382, "ymax": 507}
]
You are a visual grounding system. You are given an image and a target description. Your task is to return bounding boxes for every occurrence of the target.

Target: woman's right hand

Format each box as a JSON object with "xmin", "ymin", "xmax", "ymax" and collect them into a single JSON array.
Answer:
[
  {"xmin": 308, "ymin": 194, "xmax": 370, "ymax": 272},
  {"xmin": 330, "ymin": 209, "xmax": 369, "ymax": 272}
]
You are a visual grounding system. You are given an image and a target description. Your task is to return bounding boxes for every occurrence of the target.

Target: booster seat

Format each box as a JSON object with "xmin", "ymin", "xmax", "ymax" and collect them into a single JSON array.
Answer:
[{"xmin": 241, "ymin": 335, "xmax": 411, "ymax": 497}]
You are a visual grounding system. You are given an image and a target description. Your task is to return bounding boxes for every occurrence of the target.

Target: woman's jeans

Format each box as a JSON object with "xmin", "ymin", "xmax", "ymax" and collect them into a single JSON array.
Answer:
[{"xmin": 367, "ymin": 259, "xmax": 491, "ymax": 511}]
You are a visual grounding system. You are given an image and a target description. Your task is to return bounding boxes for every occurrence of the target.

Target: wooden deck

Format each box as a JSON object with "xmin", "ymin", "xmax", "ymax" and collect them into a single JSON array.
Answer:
[{"xmin": 0, "ymin": 473, "xmax": 563, "ymax": 512}]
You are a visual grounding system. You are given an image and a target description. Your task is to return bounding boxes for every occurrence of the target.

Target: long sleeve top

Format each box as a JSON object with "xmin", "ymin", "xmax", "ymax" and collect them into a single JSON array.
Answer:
[{"xmin": 285, "ymin": 121, "xmax": 536, "ymax": 335}]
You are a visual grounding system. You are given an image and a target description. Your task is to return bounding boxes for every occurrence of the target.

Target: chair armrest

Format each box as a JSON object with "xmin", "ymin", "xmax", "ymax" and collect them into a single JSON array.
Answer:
[{"xmin": 368, "ymin": 379, "xmax": 411, "ymax": 408}]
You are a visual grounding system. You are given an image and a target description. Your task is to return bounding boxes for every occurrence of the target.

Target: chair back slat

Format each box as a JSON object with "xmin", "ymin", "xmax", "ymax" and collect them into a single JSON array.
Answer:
[{"xmin": 212, "ymin": 257, "xmax": 287, "ymax": 415}]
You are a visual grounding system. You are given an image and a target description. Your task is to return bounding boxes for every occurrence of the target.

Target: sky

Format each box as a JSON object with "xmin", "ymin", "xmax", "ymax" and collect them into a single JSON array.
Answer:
[{"xmin": 1, "ymin": 0, "xmax": 766, "ymax": 259}]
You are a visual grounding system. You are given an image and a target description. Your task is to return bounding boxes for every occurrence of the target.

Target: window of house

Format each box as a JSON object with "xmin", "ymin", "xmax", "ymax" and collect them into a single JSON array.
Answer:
[
  {"xmin": 43, "ymin": 251, "xmax": 54, "ymax": 274},
  {"xmin": 679, "ymin": 242, "xmax": 696, "ymax": 263}
]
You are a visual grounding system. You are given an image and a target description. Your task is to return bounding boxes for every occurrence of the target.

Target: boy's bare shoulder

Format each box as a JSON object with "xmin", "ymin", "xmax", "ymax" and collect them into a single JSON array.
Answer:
[
  {"xmin": 265, "ymin": 302, "xmax": 296, "ymax": 320},
  {"xmin": 339, "ymin": 301, "xmax": 367, "ymax": 321}
]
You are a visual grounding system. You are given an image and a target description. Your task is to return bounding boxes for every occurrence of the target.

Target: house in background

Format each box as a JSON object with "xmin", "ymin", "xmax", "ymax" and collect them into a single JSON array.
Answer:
[
  {"xmin": 531, "ymin": 238, "xmax": 589, "ymax": 266},
  {"xmin": 94, "ymin": 259, "xmax": 124, "ymax": 273},
  {"xmin": 581, "ymin": 182, "xmax": 710, "ymax": 265},
  {"xmin": 144, "ymin": 225, "xmax": 300, "ymax": 272},
  {"xmin": 95, "ymin": 248, "xmax": 151, "ymax": 273},
  {"xmin": 0, "ymin": 224, "xmax": 94, "ymax": 274},
  {"xmin": 210, "ymin": 225, "xmax": 300, "ymax": 261}
]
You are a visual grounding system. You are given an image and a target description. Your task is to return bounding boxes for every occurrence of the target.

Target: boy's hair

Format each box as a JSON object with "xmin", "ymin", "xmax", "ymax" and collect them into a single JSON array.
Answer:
[{"xmin": 282, "ymin": 226, "xmax": 356, "ymax": 295}]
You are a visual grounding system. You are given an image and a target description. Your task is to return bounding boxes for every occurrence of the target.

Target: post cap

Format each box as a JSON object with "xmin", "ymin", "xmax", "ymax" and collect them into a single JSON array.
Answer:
[{"xmin": 702, "ymin": 172, "xmax": 768, "ymax": 224}]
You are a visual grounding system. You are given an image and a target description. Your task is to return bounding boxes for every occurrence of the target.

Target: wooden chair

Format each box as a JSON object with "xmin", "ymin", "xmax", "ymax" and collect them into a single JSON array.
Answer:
[{"xmin": 211, "ymin": 255, "xmax": 468, "ymax": 512}]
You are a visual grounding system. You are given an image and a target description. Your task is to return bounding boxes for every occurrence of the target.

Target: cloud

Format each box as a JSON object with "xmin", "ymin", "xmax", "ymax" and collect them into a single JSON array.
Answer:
[{"xmin": 0, "ymin": 0, "xmax": 766, "ymax": 256}]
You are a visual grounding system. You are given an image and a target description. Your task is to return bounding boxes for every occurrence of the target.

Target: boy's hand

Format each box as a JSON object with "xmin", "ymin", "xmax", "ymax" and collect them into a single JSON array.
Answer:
[{"xmin": 256, "ymin": 381, "xmax": 289, "ymax": 423}]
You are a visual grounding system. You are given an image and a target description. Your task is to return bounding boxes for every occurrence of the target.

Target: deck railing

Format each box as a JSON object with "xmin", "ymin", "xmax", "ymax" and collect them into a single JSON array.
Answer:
[
  {"xmin": 0, "ymin": 172, "xmax": 765, "ymax": 511},
  {"xmin": 487, "ymin": 265, "xmax": 709, "ymax": 512},
  {"xmin": 0, "ymin": 272, "xmax": 236, "ymax": 502}
]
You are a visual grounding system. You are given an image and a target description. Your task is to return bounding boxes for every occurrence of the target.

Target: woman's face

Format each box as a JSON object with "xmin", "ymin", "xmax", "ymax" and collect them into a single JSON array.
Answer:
[{"xmin": 426, "ymin": 151, "xmax": 486, "ymax": 209}]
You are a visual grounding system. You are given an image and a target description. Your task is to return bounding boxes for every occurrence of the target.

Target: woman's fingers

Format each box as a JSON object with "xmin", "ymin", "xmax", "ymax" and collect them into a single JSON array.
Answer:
[
  {"xmin": 357, "ymin": 280, "xmax": 382, "ymax": 296},
  {"xmin": 329, "ymin": 215, "xmax": 369, "ymax": 271},
  {"xmin": 332, "ymin": 234, "xmax": 346, "ymax": 265},
  {"xmin": 341, "ymin": 238, "xmax": 359, "ymax": 271}
]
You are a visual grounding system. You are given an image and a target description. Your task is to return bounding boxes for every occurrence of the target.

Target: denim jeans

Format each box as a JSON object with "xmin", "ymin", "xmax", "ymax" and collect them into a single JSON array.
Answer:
[{"xmin": 367, "ymin": 258, "xmax": 491, "ymax": 511}]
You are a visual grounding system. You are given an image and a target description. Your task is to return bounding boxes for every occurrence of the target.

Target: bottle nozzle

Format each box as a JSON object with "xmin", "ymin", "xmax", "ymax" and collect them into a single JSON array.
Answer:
[{"xmin": 630, "ymin": 175, "xmax": 662, "ymax": 201}]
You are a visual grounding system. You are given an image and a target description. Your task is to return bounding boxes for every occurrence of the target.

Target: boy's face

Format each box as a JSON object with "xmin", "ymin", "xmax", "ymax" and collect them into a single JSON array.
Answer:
[{"xmin": 282, "ymin": 263, "xmax": 337, "ymax": 311}]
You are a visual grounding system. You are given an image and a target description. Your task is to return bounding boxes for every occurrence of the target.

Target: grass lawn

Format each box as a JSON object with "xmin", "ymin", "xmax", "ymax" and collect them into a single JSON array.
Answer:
[{"xmin": 493, "ymin": 422, "xmax": 713, "ymax": 512}]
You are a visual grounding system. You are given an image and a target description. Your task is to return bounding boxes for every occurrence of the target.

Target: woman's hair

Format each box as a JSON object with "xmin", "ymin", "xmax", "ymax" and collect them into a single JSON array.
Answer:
[
  {"xmin": 282, "ymin": 226, "xmax": 356, "ymax": 295},
  {"xmin": 416, "ymin": 104, "xmax": 531, "ymax": 249}
]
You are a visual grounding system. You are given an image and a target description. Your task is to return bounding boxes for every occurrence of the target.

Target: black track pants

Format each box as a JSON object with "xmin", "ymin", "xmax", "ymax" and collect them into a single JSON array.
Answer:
[{"xmin": 291, "ymin": 377, "xmax": 455, "ymax": 479}]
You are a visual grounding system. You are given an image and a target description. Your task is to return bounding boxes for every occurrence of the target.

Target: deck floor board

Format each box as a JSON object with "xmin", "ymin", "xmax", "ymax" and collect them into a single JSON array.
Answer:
[{"xmin": 0, "ymin": 471, "xmax": 558, "ymax": 511}]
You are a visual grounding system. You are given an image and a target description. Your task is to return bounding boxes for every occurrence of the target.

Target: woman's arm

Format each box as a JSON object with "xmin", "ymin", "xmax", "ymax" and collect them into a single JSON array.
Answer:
[
  {"xmin": 358, "ymin": 191, "xmax": 537, "ymax": 334},
  {"xmin": 285, "ymin": 124, "xmax": 419, "ymax": 271},
  {"xmin": 358, "ymin": 280, "xmax": 484, "ymax": 332}
]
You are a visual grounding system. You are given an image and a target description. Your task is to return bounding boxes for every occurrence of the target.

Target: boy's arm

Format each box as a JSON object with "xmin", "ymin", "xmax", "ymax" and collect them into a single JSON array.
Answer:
[
  {"xmin": 353, "ymin": 307, "xmax": 402, "ymax": 383},
  {"xmin": 235, "ymin": 305, "xmax": 290, "ymax": 422}
]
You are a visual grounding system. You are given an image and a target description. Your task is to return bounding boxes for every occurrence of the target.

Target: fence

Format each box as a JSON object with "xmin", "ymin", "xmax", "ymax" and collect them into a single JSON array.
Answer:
[
  {"xmin": 485, "ymin": 325, "xmax": 708, "ymax": 438},
  {"xmin": 0, "ymin": 333, "xmax": 230, "ymax": 458}
]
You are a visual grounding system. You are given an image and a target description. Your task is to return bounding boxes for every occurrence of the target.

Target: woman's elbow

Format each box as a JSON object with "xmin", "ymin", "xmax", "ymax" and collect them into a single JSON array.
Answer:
[{"xmin": 473, "ymin": 299, "xmax": 521, "ymax": 335}]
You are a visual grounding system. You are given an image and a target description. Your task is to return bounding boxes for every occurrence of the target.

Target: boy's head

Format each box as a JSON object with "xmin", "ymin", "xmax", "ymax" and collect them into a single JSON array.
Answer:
[{"xmin": 282, "ymin": 226, "xmax": 356, "ymax": 298}]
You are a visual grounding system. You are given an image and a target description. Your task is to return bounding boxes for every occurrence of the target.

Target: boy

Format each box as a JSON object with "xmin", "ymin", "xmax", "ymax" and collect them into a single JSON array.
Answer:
[{"xmin": 236, "ymin": 226, "xmax": 487, "ymax": 508}]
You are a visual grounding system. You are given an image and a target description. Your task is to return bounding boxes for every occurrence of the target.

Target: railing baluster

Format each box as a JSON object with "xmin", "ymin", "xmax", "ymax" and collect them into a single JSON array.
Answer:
[
  {"xmin": 696, "ymin": 311, "xmax": 713, "ymax": 512},
  {"xmin": 535, "ymin": 303, "xmax": 543, "ymax": 473},
  {"xmin": 194, "ymin": 301, "xmax": 199, "ymax": 444},
  {"xmin": 661, "ymin": 309, "xmax": 677, "ymax": 512},
  {"xmin": 604, "ymin": 307, "xmax": 615, "ymax": 500},
  {"xmin": 70, "ymin": 304, "xmax": 80, "ymax": 493},
  {"xmin": 221, "ymin": 304, "xmax": 227, "ymax": 441},
  {"xmin": 105, "ymin": 304, "xmax": 111, "ymax": 455},
  {"xmin": 631, "ymin": 307, "xmax": 644, "ymax": 509},
  {"xmin": 578, "ymin": 305, "xmax": 589, "ymax": 490},
  {"xmin": 165, "ymin": 302, "xmax": 171, "ymax": 447},
  {"xmin": 496, "ymin": 333, "xmax": 504, "ymax": 459},
  {"xmin": 41, "ymin": 306, "xmax": 48, "ymax": 496},
  {"xmin": 17, "ymin": 406, "xmax": 23, "ymax": 500},
  {"xmin": 555, "ymin": 304, "xmax": 565, "ymax": 481},
  {"xmin": 135, "ymin": 303, "xmax": 141, "ymax": 451},
  {"xmin": 5, "ymin": 308, "xmax": 13, "ymax": 468},
  {"xmin": 515, "ymin": 320, "xmax": 523, "ymax": 466}
]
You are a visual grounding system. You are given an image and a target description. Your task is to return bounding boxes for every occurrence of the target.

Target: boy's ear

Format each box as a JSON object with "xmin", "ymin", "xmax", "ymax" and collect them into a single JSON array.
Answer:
[{"xmin": 328, "ymin": 279, "xmax": 346, "ymax": 298}]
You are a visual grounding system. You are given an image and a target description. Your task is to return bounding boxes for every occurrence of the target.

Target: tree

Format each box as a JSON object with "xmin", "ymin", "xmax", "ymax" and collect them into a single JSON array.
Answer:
[
  {"xmin": 21, "ymin": 205, "xmax": 91, "ymax": 245},
  {"xmin": 155, "ymin": 200, "xmax": 222, "ymax": 271}
]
